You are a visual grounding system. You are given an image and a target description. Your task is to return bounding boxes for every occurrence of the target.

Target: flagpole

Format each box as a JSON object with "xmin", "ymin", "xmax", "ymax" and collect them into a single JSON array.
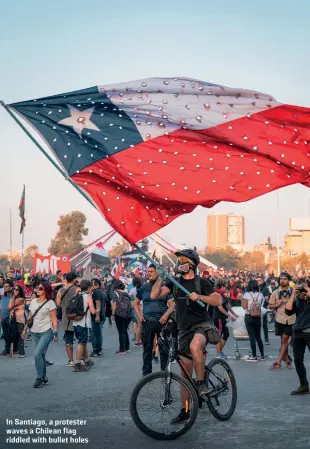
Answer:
[
  {"xmin": 9, "ymin": 209, "xmax": 12, "ymax": 267},
  {"xmin": 276, "ymin": 190, "xmax": 281, "ymax": 276},
  {"xmin": 21, "ymin": 228, "xmax": 24, "ymax": 271}
]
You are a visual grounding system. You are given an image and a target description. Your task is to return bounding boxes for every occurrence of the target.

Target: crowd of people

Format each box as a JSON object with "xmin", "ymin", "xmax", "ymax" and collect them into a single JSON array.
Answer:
[{"xmin": 0, "ymin": 256, "xmax": 309, "ymax": 400}]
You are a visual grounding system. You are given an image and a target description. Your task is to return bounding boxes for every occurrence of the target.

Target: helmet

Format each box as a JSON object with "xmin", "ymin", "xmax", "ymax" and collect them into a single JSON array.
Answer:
[{"xmin": 175, "ymin": 249, "xmax": 200, "ymax": 267}]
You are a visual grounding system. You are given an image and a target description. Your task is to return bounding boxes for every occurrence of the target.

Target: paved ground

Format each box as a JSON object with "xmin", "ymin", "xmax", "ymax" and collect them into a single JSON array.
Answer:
[{"xmin": 0, "ymin": 324, "xmax": 309, "ymax": 449}]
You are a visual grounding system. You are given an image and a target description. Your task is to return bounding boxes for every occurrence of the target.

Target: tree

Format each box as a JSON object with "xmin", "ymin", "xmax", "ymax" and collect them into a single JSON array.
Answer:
[
  {"xmin": 201, "ymin": 246, "xmax": 240, "ymax": 270},
  {"xmin": 109, "ymin": 239, "xmax": 130, "ymax": 258},
  {"xmin": 0, "ymin": 254, "xmax": 9, "ymax": 273},
  {"xmin": 23, "ymin": 244, "xmax": 39, "ymax": 269},
  {"xmin": 49, "ymin": 211, "xmax": 88, "ymax": 256},
  {"xmin": 239, "ymin": 251, "xmax": 265, "ymax": 272}
]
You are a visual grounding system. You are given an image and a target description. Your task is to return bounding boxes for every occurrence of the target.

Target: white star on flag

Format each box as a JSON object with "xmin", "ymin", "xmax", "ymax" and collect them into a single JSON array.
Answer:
[{"xmin": 58, "ymin": 105, "xmax": 100, "ymax": 138}]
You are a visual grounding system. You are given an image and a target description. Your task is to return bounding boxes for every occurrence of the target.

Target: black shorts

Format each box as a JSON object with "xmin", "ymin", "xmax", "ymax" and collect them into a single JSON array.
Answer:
[
  {"xmin": 275, "ymin": 321, "xmax": 293, "ymax": 337},
  {"xmin": 178, "ymin": 322, "xmax": 216, "ymax": 354},
  {"xmin": 214, "ymin": 318, "xmax": 230, "ymax": 341}
]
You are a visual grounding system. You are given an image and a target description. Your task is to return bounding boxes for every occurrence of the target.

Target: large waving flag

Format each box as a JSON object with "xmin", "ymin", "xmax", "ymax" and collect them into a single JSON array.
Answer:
[{"xmin": 9, "ymin": 77, "xmax": 310, "ymax": 243}]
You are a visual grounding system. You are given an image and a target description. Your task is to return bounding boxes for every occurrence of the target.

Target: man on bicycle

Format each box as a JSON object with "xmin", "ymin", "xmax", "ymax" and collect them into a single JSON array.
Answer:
[{"xmin": 151, "ymin": 249, "xmax": 221, "ymax": 423}]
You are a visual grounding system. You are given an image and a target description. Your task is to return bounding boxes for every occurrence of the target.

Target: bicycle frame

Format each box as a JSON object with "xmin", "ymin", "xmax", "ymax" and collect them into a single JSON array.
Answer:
[{"xmin": 159, "ymin": 332, "xmax": 229, "ymax": 405}]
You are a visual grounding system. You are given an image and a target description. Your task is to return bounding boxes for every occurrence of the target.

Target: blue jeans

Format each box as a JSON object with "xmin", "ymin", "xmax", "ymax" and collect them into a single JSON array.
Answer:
[
  {"xmin": 32, "ymin": 329, "xmax": 53, "ymax": 378},
  {"xmin": 90, "ymin": 321, "xmax": 104, "ymax": 354}
]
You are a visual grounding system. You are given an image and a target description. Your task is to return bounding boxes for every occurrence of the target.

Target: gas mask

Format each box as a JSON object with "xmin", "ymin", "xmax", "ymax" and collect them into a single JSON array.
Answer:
[{"xmin": 176, "ymin": 256, "xmax": 195, "ymax": 274}]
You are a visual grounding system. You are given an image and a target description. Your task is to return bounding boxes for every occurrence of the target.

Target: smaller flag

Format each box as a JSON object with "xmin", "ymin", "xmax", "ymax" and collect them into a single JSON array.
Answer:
[
  {"xmin": 19, "ymin": 185, "xmax": 26, "ymax": 234},
  {"xmin": 111, "ymin": 257, "xmax": 122, "ymax": 279}
]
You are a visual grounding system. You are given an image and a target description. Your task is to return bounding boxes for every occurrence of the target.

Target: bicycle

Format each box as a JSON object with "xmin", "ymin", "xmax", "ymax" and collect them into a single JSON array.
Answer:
[{"xmin": 130, "ymin": 317, "xmax": 237, "ymax": 440}]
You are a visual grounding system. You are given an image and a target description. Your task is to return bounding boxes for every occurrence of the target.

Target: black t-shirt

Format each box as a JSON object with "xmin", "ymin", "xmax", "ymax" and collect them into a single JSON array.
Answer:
[
  {"xmin": 213, "ymin": 295, "xmax": 229, "ymax": 322},
  {"xmin": 165, "ymin": 277, "xmax": 214, "ymax": 331},
  {"xmin": 92, "ymin": 288, "xmax": 106, "ymax": 322}
]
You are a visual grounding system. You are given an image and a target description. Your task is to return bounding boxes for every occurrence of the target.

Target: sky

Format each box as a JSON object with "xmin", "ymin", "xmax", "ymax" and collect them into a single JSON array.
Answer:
[{"xmin": 1, "ymin": 0, "xmax": 310, "ymax": 254}]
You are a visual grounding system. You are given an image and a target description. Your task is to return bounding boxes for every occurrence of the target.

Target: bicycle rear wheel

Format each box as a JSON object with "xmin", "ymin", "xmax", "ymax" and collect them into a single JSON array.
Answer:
[
  {"xmin": 130, "ymin": 371, "xmax": 199, "ymax": 440},
  {"xmin": 205, "ymin": 358, "xmax": 237, "ymax": 421}
]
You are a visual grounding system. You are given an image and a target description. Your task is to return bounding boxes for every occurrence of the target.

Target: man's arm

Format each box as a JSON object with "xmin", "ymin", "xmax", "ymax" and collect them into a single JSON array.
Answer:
[
  {"xmin": 285, "ymin": 286, "xmax": 298, "ymax": 313},
  {"xmin": 151, "ymin": 278, "xmax": 171, "ymax": 299},
  {"xmin": 159, "ymin": 298, "xmax": 175, "ymax": 325},
  {"xmin": 189, "ymin": 291, "xmax": 221, "ymax": 307},
  {"xmin": 56, "ymin": 289, "xmax": 62, "ymax": 307},
  {"xmin": 268, "ymin": 292, "xmax": 280, "ymax": 310},
  {"xmin": 133, "ymin": 298, "xmax": 144, "ymax": 322}
]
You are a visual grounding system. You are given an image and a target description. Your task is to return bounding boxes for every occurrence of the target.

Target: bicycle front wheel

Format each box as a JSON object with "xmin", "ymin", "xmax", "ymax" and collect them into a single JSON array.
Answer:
[
  {"xmin": 130, "ymin": 371, "xmax": 199, "ymax": 440},
  {"xmin": 205, "ymin": 358, "xmax": 237, "ymax": 421}
]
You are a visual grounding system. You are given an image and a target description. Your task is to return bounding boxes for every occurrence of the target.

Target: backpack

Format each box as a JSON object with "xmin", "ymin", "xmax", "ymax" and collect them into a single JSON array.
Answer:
[
  {"xmin": 115, "ymin": 291, "xmax": 132, "ymax": 319},
  {"xmin": 248, "ymin": 292, "xmax": 261, "ymax": 318},
  {"xmin": 66, "ymin": 292, "xmax": 88, "ymax": 321}
]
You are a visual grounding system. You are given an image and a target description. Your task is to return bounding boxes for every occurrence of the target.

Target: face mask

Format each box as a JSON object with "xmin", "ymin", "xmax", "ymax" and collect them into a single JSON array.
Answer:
[{"xmin": 178, "ymin": 263, "xmax": 190, "ymax": 273}]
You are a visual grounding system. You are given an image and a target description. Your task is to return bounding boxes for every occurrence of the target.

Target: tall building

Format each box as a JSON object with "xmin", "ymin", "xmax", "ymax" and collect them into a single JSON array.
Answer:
[
  {"xmin": 207, "ymin": 214, "xmax": 245, "ymax": 249},
  {"xmin": 284, "ymin": 217, "xmax": 310, "ymax": 256}
]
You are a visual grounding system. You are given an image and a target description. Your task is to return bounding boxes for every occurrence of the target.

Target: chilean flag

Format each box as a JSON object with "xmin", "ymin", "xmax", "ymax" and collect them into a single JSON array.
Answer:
[
  {"xmin": 9, "ymin": 77, "xmax": 310, "ymax": 243},
  {"xmin": 111, "ymin": 258, "xmax": 122, "ymax": 279}
]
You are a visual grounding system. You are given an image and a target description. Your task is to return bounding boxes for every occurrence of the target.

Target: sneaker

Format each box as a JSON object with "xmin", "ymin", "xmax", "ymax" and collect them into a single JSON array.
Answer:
[
  {"xmin": 270, "ymin": 361, "xmax": 281, "ymax": 370},
  {"xmin": 115, "ymin": 350, "xmax": 126, "ymax": 355},
  {"xmin": 154, "ymin": 356, "xmax": 159, "ymax": 364},
  {"xmin": 265, "ymin": 341, "xmax": 270, "ymax": 345},
  {"xmin": 291, "ymin": 385, "xmax": 310, "ymax": 395},
  {"xmin": 259, "ymin": 356, "xmax": 265, "ymax": 361},
  {"xmin": 216, "ymin": 353, "xmax": 227, "ymax": 359},
  {"xmin": 93, "ymin": 352, "xmax": 104, "ymax": 357},
  {"xmin": 1, "ymin": 351, "xmax": 10, "ymax": 356},
  {"xmin": 46, "ymin": 360, "xmax": 54, "ymax": 366},
  {"xmin": 84, "ymin": 359, "xmax": 94, "ymax": 368},
  {"xmin": 135, "ymin": 342, "xmax": 143, "ymax": 347},
  {"xmin": 171, "ymin": 409, "xmax": 190, "ymax": 424},
  {"xmin": 74, "ymin": 362, "xmax": 90, "ymax": 372},
  {"xmin": 247, "ymin": 356, "xmax": 258, "ymax": 362},
  {"xmin": 17, "ymin": 354, "xmax": 26, "ymax": 358},
  {"xmin": 33, "ymin": 377, "xmax": 45, "ymax": 388},
  {"xmin": 197, "ymin": 381, "xmax": 212, "ymax": 396},
  {"xmin": 126, "ymin": 349, "xmax": 131, "ymax": 353},
  {"xmin": 43, "ymin": 377, "xmax": 48, "ymax": 384},
  {"xmin": 66, "ymin": 360, "xmax": 75, "ymax": 367}
]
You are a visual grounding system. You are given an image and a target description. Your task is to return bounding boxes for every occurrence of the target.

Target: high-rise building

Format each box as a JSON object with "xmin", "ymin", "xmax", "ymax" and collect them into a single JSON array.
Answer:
[
  {"xmin": 284, "ymin": 217, "xmax": 310, "ymax": 256},
  {"xmin": 207, "ymin": 214, "xmax": 245, "ymax": 249}
]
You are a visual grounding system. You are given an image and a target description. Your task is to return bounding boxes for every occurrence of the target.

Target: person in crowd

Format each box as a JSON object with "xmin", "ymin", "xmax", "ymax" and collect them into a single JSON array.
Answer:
[
  {"xmin": 135, "ymin": 265, "xmax": 175, "ymax": 376},
  {"xmin": 1, "ymin": 280, "xmax": 14, "ymax": 355},
  {"xmin": 21, "ymin": 282, "xmax": 58, "ymax": 388},
  {"xmin": 285, "ymin": 280, "xmax": 310, "ymax": 395},
  {"xmin": 112, "ymin": 280, "xmax": 133, "ymax": 355},
  {"xmin": 90, "ymin": 278, "xmax": 106, "ymax": 357},
  {"xmin": 213, "ymin": 280, "xmax": 238, "ymax": 359},
  {"xmin": 7, "ymin": 284, "xmax": 26, "ymax": 357},
  {"xmin": 242, "ymin": 279, "xmax": 265, "ymax": 362},
  {"xmin": 0, "ymin": 275, "xmax": 4, "ymax": 339},
  {"xmin": 56, "ymin": 272, "xmax": 78, "ymax": 367},
  {"xmin": 256, "ymin": 276, "xmax": 271, "ymax": 345},
  {"xmin": 268, "ymin": 273, "xmax": 296, "ymax": 370},
  {"xmin": 73, "ymin": 280, "xmax": 96, "ymax": 372},
  {"xmin": 129, "ymin": 276, "xmax": 143, "ymax": 345},
  {"xmin": 229, "ymin": 276, "xmax": 243, "ymax": 307}
]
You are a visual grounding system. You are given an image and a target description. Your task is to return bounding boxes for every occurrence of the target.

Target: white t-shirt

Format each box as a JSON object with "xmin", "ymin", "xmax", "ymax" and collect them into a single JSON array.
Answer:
[
  {"xmin": 243, "ymin": 292, "xmax": 264, "ymax": 315},
  {"xmin": 29, "ymin": 299, "xmax": 56, "ymax": 333},
  {"xmin": 72, "ymin": 293, "xmax": 91, "ymax": 329}
]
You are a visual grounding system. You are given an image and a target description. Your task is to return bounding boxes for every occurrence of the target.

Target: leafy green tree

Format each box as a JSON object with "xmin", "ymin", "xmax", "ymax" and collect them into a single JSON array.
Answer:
[
  {"xmin": 109, "ymin": 239, "xmax": 130, "ymax": 258},
  {"xmin": 239, "ymin": 251, "xmax": 265, "ymax": 271},
  {"xmin": 49, "ymin": 211, "xmax": 88, "ymax": 255},
  {"xmin": 201, "ymin": 246, "xmax": 240, "ymax": 270}
]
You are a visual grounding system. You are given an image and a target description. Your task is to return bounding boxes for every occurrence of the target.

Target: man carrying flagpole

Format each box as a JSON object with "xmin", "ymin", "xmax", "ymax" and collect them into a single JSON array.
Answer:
[{"xmin": 19, "ymin": 185, "xmax": 26, "ymax": 270}]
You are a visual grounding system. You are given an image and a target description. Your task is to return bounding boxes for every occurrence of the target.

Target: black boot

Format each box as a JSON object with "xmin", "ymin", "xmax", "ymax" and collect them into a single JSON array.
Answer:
[
  {"xmin": 291, "ymin": 384, "xmax": 310, "ymax": 395},
  {"xmin": 171, "ymin": 408, "xmax": 190, "ymax": 424}
]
